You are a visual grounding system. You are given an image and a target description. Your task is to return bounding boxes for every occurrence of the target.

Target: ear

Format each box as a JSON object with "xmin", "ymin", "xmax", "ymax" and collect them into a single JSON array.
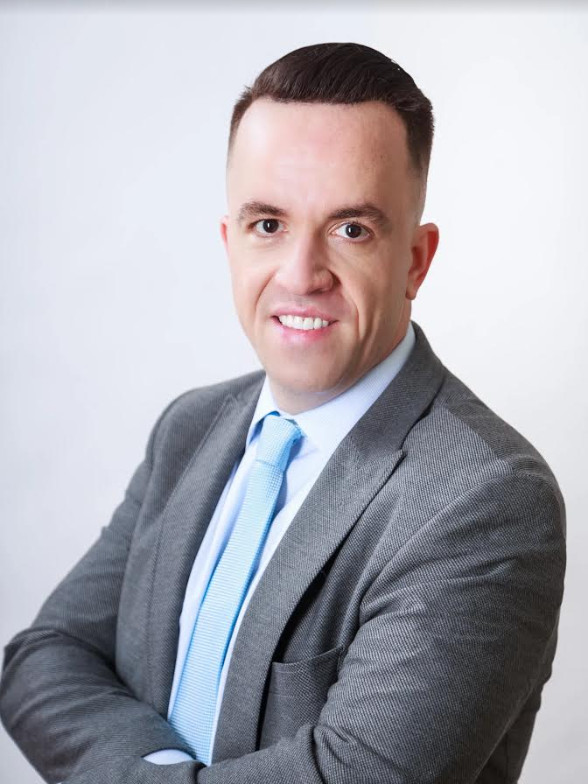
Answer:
[
  {"xmin": 220, "ymin": 214, "xmax": 230, "ymax": 253},
  {"xmin": 407, "ymin": 222, "xmax": 439, "ymax": 300}
]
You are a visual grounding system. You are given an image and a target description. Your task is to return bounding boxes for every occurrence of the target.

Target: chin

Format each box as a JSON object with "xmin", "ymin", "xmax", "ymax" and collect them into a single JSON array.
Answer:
[{"xmin": 269, "ymin": 367, "xmax": 347, "ymax": 409}]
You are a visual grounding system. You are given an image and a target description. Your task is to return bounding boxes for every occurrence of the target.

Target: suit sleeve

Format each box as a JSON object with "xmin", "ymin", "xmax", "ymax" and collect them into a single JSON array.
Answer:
[{"xmin": 0, "ymin": 398, "xmax": 201, "ymax": 784}]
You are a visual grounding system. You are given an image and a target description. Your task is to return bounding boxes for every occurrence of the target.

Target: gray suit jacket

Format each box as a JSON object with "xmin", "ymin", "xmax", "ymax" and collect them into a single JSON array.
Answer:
[{"xmin": 0, "ymin": 324, "xmax": 565, "ymax": 784}]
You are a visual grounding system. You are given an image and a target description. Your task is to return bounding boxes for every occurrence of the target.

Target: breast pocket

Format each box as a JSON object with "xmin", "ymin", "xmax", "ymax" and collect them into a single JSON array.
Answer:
[{"xmin": 259, "ymin": 645, "xmax": 346, "ymax": 749}]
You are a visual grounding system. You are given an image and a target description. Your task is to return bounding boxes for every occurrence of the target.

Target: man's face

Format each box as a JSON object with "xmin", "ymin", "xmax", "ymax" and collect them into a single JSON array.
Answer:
[{"xmin": 221, "ymin": 99, "xmax": 438, "ymax": 413}]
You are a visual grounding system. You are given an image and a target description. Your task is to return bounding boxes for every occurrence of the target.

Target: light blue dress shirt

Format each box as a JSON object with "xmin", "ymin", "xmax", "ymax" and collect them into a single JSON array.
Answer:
[{"xmin": 146, "ymin": 324, "xmax": 416, "ymax": 765}]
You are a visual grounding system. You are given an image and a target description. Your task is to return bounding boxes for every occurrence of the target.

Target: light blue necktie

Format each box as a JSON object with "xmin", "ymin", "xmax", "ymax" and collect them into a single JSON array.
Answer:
[{"xmin": 169, "ymin": 412, "xmax": 302, "ymax": 764}]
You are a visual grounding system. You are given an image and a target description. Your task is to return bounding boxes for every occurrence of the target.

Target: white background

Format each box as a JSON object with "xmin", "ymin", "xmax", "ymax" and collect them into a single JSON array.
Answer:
[{"xmin": 1, "ymin": 3, "xmax": 586, "ymax": 782}]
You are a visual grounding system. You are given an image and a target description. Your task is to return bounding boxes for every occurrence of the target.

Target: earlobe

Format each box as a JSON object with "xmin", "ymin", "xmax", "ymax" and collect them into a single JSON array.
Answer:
[{"xmin": 407, "ymin": 222, "xmax": 439, "ymax": 300}]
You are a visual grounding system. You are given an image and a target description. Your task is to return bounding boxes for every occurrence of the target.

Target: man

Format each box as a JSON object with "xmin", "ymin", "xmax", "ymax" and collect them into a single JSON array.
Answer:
[{"xmin": 0, "ymin": 43, "xmax": 565, "ymax": 784}]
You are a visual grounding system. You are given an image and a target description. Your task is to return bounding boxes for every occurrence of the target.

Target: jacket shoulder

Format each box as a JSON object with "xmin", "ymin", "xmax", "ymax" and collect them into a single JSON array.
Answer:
[
  {"xmin": 161, "ymin": 369, "xmax": 264, "ymax": 422},
  {"xmin": 146, "ymin": 369, "xmax": 265, "ymax": 466},
  {"xmin": 409, "ymin": 367, "xmax": 563, "ymax": 508}
]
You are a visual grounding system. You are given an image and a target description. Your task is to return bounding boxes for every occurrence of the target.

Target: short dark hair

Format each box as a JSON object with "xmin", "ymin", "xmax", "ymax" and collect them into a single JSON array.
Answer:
[{"xmin": 228, "ymin": 42, "xmax": 434, "ymax": 178}]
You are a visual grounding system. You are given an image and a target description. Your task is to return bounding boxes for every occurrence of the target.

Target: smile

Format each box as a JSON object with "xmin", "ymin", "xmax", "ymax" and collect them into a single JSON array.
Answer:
[{"xmin": 277, "ymin": 315, "xmax": 331, "ymax": 331}]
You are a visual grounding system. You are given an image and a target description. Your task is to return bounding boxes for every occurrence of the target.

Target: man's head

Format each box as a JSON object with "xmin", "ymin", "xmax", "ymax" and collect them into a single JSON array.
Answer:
[{"xmin": 221, "ymin": 43, "xmax": 439, "ymax": 413}]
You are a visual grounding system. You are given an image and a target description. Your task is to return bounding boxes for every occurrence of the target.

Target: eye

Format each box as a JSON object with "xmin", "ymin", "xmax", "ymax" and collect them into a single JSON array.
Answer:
[
  {"xmin": 253, "ymin": 218, "xmax": 283, "ymax": 235},
  {"xmin": 334, "ymin": 222, "xmax": 370, "ymax": 241}
]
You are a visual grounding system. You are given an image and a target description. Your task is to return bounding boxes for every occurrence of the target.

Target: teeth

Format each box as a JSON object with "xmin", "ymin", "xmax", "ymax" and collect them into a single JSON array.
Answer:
[{"xmin": 278, "ymin": 314, "xmax": 330, "ymax": 330}]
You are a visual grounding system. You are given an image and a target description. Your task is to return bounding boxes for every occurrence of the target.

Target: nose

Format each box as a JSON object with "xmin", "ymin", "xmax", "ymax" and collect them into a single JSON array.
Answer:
[{"xmin": 273, "ymin": 235, "xmax": 334, "ymax": 296}]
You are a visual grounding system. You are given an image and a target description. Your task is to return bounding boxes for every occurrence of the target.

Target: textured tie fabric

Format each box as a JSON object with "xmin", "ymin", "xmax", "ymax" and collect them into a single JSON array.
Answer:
[{"xmin": 169, "ymin": 412, "xmax": 302, "ymax": 764}]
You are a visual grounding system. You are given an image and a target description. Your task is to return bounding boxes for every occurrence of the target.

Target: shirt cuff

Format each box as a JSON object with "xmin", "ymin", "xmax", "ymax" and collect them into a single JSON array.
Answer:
[{"xmin": 143, "ymin": 749, "xmax": 194, "ymax": 765}]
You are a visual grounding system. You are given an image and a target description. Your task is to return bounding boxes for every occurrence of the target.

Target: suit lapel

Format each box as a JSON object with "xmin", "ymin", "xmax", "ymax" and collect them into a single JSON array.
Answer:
[
  {"xmin": 148, "ymin": 382, "xmax": 262, "ymax": 714},
  {"xmin": 213, "ymin": 323, "xmax": 446, "ymax": 761}
]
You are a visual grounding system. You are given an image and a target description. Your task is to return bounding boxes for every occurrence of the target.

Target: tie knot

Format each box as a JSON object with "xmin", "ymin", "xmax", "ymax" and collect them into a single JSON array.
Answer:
[{"xmin": 256, "ymin": 413, "xmax": 302, "ymax": 472}]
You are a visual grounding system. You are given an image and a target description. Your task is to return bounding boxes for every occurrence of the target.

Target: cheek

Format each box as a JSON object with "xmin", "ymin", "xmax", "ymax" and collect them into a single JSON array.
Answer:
[
  {"xmin": 229, "ymin": 259, "xmax": 271, "ymax": 320},
  {"xmin": 343, "ymin": 269, "xmax": 382, "ymax": 327},
  {"xmin": 347, "ymin": 263, "xmax": 407, "ymax": 333}
]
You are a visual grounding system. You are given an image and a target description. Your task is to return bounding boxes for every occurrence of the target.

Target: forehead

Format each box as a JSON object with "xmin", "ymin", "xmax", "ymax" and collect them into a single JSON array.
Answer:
[{"xmin": 227, "ymin": 99, "xmax": 414, "ymax": 211}]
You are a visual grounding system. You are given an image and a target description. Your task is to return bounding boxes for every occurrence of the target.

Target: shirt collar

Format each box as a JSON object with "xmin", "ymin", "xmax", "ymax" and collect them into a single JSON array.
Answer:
[{"xmin": 246, "ymin": 322, "xmax": 416, "ymax": 456}]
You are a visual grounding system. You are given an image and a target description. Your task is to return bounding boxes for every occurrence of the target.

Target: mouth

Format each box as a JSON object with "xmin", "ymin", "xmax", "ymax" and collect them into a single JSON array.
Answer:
[{"xmin": 275, "ymin": 314, "xmax": 332, "ymax": 332}]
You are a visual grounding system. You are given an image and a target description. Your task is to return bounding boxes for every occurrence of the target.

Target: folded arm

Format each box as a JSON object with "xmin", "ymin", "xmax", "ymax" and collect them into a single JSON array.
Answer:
[
  {"xmin": 4, "ymin": 462, "xmax": 562, "ymax": 784},
  {"xmin": 0, "ymin": 400, "xmax": 200, "ymax": 783}
]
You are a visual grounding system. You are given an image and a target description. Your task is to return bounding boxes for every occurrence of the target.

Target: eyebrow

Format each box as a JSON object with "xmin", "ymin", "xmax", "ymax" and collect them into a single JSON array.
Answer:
[
  {"xmin": 236, "ymin": 200, "xmax": 391, "ymax": 229},
  {"xmin": 327, "ymin": 203, "xmax": 391, "ymax": 229},
  {"xmin": 237, "ymin": 201, "xmax": 287, "ymax": 225}
]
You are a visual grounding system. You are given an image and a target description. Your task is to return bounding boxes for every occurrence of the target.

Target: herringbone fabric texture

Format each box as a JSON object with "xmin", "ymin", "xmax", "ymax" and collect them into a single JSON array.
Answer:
[{"xmin": 170, "ymin": 413, "xmax": 301, "ymax": 763}]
